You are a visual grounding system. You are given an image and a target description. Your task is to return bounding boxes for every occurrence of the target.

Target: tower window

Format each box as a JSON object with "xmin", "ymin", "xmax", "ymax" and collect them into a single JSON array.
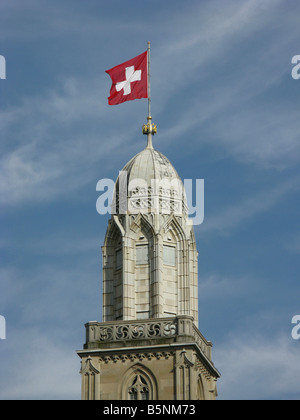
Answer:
[
  {"xmin": 163, "ymin": 245, "xmax": 176, "ymax": 266},
  {"xmin": 127, "ymin": 374, "xmax": 149, "ymax": 400},
  {"xmin": 136, "ymin": 245, "xmax": 149, "ymax": 265}
]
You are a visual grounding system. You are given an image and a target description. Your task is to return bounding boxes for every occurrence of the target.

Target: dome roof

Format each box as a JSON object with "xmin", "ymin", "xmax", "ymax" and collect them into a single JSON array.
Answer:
[
  {"xmin": 122, "ymin": 146, "xmax": 182, "ymax": 185},
  {"xmin": 113, "ymin": 142, "xmax": 188, "ymax": 217}
]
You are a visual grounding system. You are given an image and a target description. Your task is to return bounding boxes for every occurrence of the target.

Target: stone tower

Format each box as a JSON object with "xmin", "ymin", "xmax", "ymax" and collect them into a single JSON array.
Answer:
[{"xmin": 77, "ymin": 117, "xmax": 220, "ymax": 400}]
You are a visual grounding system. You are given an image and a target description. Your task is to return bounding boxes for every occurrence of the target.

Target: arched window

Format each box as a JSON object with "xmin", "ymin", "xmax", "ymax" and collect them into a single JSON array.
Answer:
[
  {"xmin": 121, "ymin": 366, "xmax": 156, "ymax": 400},
  {"xmin": 128, "ymin": 374, "xmax": 150, "ymax": 400},
  {"xmin": 135, "ymin": 237, "xmax": 150, "ymax": 320}
]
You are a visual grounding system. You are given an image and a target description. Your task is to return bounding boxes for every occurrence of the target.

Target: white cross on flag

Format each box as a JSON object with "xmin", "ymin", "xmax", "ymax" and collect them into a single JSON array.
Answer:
[{"xmin": 106, "ymin": 51, "xmax": 148, "ymax": 105}]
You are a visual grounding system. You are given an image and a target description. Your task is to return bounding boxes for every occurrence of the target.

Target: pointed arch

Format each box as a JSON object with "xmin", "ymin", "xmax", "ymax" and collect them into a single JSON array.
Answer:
[
  {"xmin": 159, "ymin": 215, "xmax": 190, "ymax": 318},
  {"xmin": 80, "ymin": 356, "xmax": 100, "ymax": 376},
  {"xmin": 102, "ymin": 216, "xmax": 124, "ymax": 321},
  {"xmin": 128, "ymin": 213, "xmax": 156, "ymax": 319},
  {"xmin": 159, "ymin": 213, "xmax": 186, "ymax": 243},
  {"xmin": 80, "ymin": 356, "xmax": 100, "ymax": 400},
  {"xmin": 128, "ymin": 212, "xmax": 156, "ymax": 240},
  {"xmin": 103, "ymin": 215, "xmax": 124, "ymax": 248},
  {"xmin": 120, "ymin": 363, "xmax": 157, "ymax": 400}
]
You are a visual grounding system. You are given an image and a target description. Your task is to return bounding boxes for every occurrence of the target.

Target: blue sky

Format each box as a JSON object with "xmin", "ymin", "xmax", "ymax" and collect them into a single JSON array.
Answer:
[{"xmin": 1, "ymin": 0, "xmax": 300, "ymax": 400}]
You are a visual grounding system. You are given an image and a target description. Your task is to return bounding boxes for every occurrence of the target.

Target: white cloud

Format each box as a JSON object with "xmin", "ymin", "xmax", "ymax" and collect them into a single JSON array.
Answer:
[
  {"xmin": 0, "ymin": 329, "xmax": 80, "ymax": 399},
  {"xmin": 215, "ymin": 331, "xmax": 300, "ymax": 399}
]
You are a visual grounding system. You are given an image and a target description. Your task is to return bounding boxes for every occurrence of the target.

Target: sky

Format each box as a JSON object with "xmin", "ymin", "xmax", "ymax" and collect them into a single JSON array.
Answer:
[{"xmin": 0, "ymin": 0, "xmax": 300, "ymax": 400}]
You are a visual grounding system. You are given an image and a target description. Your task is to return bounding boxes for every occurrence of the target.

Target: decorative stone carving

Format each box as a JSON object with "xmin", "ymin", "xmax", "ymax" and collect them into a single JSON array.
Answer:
[
  {"xmin": 98, "ymin": 351, "xmax": 175, "ymax": 365},
  {"xmin": 95, "ymin": 318, "xmax": 178, "ymax": 343}
]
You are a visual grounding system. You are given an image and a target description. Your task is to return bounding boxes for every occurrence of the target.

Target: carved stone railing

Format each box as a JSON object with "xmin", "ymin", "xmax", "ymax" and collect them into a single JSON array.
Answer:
[
  {"xmin": 85, "ymin": 317, "xmax": 177, "ymax": 343},
  {"xmin": 84, "ymin": 315, "xmax": 212, "ymax": 360},
  {"xmin": 192, "ymin": 324, "xmax": 212, "ymax": 360}
]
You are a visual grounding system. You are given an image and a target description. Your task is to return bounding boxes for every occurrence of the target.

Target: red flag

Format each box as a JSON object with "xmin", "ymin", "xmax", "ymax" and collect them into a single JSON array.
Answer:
[{"xmin": 106, "ymin": 51, "xmax": 148, "ymax": 105}]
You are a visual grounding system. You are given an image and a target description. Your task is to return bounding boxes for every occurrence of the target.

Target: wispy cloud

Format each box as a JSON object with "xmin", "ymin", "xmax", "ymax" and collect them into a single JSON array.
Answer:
[
  {"xmin": 215, "ymin": 331, "xmax": 300, "ymax": 399},
  {"xmin": 152, "ymin": 0, "xmax": 300, "ymax": 169},
  {"xmin": 199, "ymin": 177, "xmax": 300, "ymax": 235},
  {"xmin": 1, "ymin": 0, "xmax": 298, "ymax": 209},
  {"xmin": 1, "ymin": 259, "xmax": 100, "ymax": 322},
  {"xmin": 0, "ymin": 329, "xmax": 80, "ymax": 399},
  {"xmin": 0, "ymin": 76, "xmax": 144, "ymax": 206}
]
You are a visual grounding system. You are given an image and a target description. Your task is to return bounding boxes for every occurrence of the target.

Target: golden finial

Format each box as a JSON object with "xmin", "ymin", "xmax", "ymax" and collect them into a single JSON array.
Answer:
[{"xmin": 142, "ymin": 116, "xmax": 157, "ymax": 135}]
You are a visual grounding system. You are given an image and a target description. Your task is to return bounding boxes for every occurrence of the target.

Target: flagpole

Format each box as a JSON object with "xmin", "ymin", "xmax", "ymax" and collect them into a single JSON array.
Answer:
[
  {"xmin": 147, "ymin": 41, "xmax": 151, "ymax": 119},
  {"xmin": 143, "ymin": 41, "xmax": 157, "ymax": 145}
]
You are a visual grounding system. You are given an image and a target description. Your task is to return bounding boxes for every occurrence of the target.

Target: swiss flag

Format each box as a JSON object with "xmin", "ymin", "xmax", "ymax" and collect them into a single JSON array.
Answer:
[{"xmin": 106, "ymin": 51, "xmax": 148, "ymax": 105}]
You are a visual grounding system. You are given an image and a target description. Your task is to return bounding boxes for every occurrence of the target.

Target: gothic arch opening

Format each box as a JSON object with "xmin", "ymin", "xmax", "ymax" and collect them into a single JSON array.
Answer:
[
  {"xmin": 129, "ymin": 214, "xmax": 155, "ymax": 319},
  {"xmin": 102, "ymin": 217, "xmax": 124, "ymax": 321},
  {"xmin": 160, "ymin": 215, "xmax": 188, "ymax": 318},
  {"xmin": 103, "ymin": 217, "xmax": 124, "ymax": 320},
  {"xmin": 135, "ymin": 228, "xmax": 151, "ymax": 320},
  {"xmin": 162, "ymin": 226, "xmax": 178, "ymax": 317},
  {"xmin": 120, "ymin": 365, "xmax": 157, "ymax": 401}
]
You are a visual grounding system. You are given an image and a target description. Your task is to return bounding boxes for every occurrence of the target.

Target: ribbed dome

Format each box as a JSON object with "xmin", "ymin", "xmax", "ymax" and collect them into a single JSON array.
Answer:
[
  {"xmin": 123, "ymin": 147, "xmax": 181, "ymax": 185},
  {"xmin": 113, "ymin": 144, "xmax": 188, "ymax": 217}
]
